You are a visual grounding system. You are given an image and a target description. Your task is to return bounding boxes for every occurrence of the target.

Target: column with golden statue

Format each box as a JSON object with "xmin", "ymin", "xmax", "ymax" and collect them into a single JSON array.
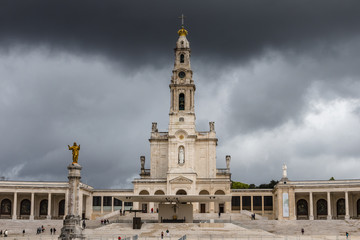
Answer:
[{"xmin": 59, "ymin": 142, "xmax": 85, "ymax": 240}]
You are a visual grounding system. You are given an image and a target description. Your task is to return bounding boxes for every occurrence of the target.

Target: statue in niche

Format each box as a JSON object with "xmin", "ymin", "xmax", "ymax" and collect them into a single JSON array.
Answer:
[
  {"xmin": 178, "ymin": 146, "xmax": 185, "ymax": 164},
  {"xmin": 68, "ymin": 142, "xmax": 80, "ymax": 164}
]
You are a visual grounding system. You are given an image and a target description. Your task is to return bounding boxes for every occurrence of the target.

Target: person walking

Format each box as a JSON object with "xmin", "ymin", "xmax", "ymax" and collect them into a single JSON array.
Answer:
[
  {"xmin": 301, "ymin": 228, "xmax": 304, "ymax": 235},
  {"xmin": 4, "ymin": 229, "xmax": 8, "ymax": 237},
  {"xmin": 346, "ymin": 232, "xmax": 349, "ymax": 239},
  {"xmin": 22, "ymin": 229, "xmax": 25, "ymax": 236},
  {"xmin": 161, "ymin": 231, "xmax": 164, "ymax": 239}
]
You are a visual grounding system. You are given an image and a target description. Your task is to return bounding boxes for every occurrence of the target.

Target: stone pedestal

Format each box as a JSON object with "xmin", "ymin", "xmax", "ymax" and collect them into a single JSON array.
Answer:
[
  {"xmin": 59, "ymin": 215, "xmax": 85, "ymax": 240},
  {"xmin": 59, "ymin": 163, "xmax": 85, "ymax": 240}
]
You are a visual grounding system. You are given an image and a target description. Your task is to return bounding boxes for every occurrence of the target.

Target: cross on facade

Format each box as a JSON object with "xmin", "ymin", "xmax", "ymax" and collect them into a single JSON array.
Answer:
[{"xmin": 179, "ymin": 14, "xmax": 185, "ymax": 26}]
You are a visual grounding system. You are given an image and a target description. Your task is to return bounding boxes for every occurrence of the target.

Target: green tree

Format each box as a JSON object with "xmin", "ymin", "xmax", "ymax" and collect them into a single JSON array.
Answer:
[
  {"xmin": 231, "ymin": 181, "xmax": 249, "ymax": 189},
  {"xmin": 329, "ymin": 177, "xmax": 335, "ymax": 181}
]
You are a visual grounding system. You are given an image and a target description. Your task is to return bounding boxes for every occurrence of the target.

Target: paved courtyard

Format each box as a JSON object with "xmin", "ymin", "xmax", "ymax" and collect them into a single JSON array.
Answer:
[{"xmin": 1, "ymin": 213, "xmax": 360, "ymax": 240}]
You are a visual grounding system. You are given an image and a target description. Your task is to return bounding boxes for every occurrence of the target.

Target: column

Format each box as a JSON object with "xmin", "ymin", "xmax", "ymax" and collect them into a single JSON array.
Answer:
[
  {"xmin": 111, "ymin": 196, "xmax": 114, "ymax": 212},
  {"xmin": 47, "ymin": 193, "xmax": 52, "ymax": 219},
  {"xmin": 261, "ymin": 196, "xmax": 265, "ymax": 216},
  {"xmin": 309, "ymin": 192, "xmax": 314, "ymax": 220},
  {"xmin": 209, "ymin": 202, "xmax": 215, "ymax": 213},
  {"xmin": 30, "ymin": 192, "xmax": 35, "ymax": 220},
  {"xmin": 250, "ymin": 196, "xmax": 253, "ymax": 212},
  {"xmin": 240, "ymin": 196, "xmax": 242, "ymax": 212},
  {"xmin": 277, "ymin": 189, "xmax": 283, "ymax": 220},
  {"xmin": 85, "ymin": 195, "xmax": 92, "ymax": 219},
  {"xmin": 327, "ymin": 192, "xmax": 332, "ymax": 220},
  {"xmin": 122, "ymin": 200, "xmax": 125, "ymax": 213},
  {"xmin": 64, "ymin": 190, "xmax": 69, "ymax": 218},
  {"xmin": 79, "ymin": 193, "xmax": 83, "ymax": 217},
  {"xmin": 100, "ymin": 196, "xmax": 104, "ymax": 214},
  {"xmin": 12, "ymin": 192, "xmax": 17, "ymax": 220},
  {"xmin": 345, "ymin": 191, "xmax": 350, "ymax": 220}
]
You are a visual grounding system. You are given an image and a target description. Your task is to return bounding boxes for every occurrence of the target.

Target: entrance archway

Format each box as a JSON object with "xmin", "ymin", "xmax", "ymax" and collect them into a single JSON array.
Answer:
[
  {"xmin": 139, "ymin": 190, "xmax": 149, "ymax": 213},
  {"xmin": 199, "ymin": 190, "xmax": 210, "ymax": 213},
  {"xmin": 215, "ymin": 190, "xmax": 225, "ymax": 213}
]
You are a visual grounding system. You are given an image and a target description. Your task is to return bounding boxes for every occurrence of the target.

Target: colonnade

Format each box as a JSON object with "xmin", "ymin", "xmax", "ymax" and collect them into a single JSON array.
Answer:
[{"xmin": 0, "ymin": 191, "xmax": 91, "ymax": 220}]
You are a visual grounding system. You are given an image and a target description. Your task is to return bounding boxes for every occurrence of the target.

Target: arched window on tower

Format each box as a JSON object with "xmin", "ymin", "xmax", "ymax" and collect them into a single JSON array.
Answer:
[
  {"xmin": 180, "ymin": 54, "xmax": 185, "ymax": 63},
  {"xmin": 179, "ymin": 93, "xmax": 185, "ymax": 110}
]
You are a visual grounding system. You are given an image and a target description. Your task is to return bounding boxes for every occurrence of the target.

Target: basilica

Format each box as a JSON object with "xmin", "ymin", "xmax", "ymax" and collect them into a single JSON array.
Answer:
[{"xmin": 1, "ymin": 25, "xmax": 360, "ymax": 222}]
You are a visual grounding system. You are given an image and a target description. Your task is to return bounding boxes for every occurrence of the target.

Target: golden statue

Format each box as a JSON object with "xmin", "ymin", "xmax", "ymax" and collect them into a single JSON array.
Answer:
[{"xmin": 68, "ymin": 142, "xmax": 80, "ymax": 164}]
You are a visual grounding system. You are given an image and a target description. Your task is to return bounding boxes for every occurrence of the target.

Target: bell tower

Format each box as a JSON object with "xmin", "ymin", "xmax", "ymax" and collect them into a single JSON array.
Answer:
[{"xmin": 169, "ymin": 21, "xmax": 196, "ymax": 135}]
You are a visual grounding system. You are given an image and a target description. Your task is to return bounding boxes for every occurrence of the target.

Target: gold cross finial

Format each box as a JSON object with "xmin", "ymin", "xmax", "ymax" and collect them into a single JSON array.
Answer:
[{"xmin": 179, "ymin": 14, "xmax": 185, "ymax": 27}]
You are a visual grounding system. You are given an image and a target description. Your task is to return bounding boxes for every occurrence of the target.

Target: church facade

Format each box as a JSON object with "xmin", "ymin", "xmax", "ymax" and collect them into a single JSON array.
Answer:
[{"xmin": 1, "ymin": 25, "xmax": 360, "ymax": 221}]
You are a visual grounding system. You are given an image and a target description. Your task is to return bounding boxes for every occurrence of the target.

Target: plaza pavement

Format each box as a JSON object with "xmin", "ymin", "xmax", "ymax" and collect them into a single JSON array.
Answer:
[{"xmin": 0, "ymin": 213, "xmax": 359, "ymax": 240}]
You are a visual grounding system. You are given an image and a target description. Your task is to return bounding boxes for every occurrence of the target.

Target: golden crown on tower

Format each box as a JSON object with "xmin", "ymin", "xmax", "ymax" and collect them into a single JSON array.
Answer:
[{"xmin": 178, "ymin": 27, "xmax": 188, "ymax": 37}]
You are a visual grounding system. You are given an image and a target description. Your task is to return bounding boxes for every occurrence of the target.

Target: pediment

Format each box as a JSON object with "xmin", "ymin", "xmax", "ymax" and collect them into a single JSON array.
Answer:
[{"xmin": 169, "ymin": 176, "xmax": 193, "ymax": 184}]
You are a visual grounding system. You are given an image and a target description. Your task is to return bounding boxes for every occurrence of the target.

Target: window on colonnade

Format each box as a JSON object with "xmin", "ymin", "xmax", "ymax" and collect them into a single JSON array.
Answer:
[
  {"xmin": 297, "ymin": 199, "xmax": 308, "ymax": 216},
  {"xmin": 316, "ymin": 199, "xmax": 327, "ymax": 215},
  {"xmin": 242, "ymin": 196, "xmax": 251, "ymax": 210},
  {"xmin": 0, "ymin": 199, "xmax": 11, "ymax": 215},
  {"xmin": 253, "ymin": 196, "xmax": 262, "ymax": 211},
  {"xmin": 264, "ymin": 196, "xmax": 273, "ymax": 210},
  {"xmin": 20, "ymin": 199, "xmax": 30, "ymax": 215},
  {"xmin": 39, "ymin": 199, "xmax": 48, "ymax": 215},
  {"xmin": 231, "ymin": 196, "xmax": 240, "ymax": 211}
]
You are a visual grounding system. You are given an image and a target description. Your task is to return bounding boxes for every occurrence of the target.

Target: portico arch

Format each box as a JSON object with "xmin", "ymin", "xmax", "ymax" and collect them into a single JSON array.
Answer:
[
  {"xmin": 296, "ymin": 199, "xmax": 308, "ymax": 219},
  {"xmin": 199, "ymin": 190, "xmax": 209, "ymax": 195},
  {"xmin": 154, "ymin": 190, "xmax": 165, "ymax": 195},
  {"xmin": 0, "ymin": 199, "xmax": 11, "ymax": 215},
  {"xmin": 357, "ymin": 199, "xmax": 360, "ymax": 216},
  {"xmin": 215, "ymin": 190, "xmax": 225, "ymax": 195},
  {"xmin": 176, "ymin": 189, "xmax": 187, "ymax": 195}
]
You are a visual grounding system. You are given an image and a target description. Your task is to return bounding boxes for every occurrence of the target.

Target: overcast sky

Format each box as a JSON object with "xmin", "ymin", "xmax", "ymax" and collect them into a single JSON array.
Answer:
[{"xmin": 1, "ymin": 0, "xmax": 360, "ymax": 189}]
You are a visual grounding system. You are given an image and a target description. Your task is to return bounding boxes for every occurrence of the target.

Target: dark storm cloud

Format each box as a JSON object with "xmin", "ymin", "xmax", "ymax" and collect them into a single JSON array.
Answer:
[
  {"xmin": 1, "ymin": 1, "xmax": 360, "ymax": 188},
  {"xmin": 1, "ymin": 0, "xmax": 360, "ymax": 68}
]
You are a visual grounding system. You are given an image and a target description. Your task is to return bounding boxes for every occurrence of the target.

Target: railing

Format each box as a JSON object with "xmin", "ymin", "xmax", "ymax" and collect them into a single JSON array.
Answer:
[
  {"xmin": 140, "ymin": 169, "xmax": 150, "ymax": 176},
  {"xmin": 216, "ymin": 168, "xmax": 230, "ymax": 175}
]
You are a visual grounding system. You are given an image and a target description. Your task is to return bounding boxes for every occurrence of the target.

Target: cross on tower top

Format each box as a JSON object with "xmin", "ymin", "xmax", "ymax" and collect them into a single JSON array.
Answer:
[{"xmin": 179, "ymin": 14, "xmax": 186, "ymax": 27}]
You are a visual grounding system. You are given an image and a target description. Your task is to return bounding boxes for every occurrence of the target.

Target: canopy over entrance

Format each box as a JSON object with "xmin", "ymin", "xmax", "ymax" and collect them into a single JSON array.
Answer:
[{"xmin": 115, "ymin": 195, "xmax": 231, "ymax": 203}]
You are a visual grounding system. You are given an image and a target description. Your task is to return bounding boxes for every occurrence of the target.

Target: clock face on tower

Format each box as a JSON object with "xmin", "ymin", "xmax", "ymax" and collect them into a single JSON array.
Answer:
[{"xmin": 178, "ymin": 71, "xmax": 185, "ymax": 78}]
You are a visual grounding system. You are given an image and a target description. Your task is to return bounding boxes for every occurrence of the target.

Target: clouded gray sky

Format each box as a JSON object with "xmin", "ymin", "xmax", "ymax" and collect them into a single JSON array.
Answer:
[{"xmin": 1, "ymin": 0, "xmax": 360, "ymax": 188}]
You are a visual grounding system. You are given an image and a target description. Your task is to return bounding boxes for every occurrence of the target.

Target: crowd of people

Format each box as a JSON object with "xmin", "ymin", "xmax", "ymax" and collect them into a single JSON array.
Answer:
[
  {"xmin": 0, "ymin": 229, "xmax": 8, "ymax": 237},
  {"xmin": 101, "ymin": 219, "xmax": 110, "ymax": 225}
]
